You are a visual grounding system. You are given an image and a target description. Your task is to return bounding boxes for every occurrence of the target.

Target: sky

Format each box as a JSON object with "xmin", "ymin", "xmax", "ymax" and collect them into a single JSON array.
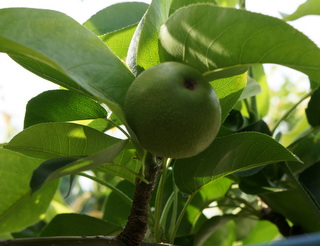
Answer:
[{"xmin": 0, "ymin": 0, "xmax": 319, "ymax": 142}]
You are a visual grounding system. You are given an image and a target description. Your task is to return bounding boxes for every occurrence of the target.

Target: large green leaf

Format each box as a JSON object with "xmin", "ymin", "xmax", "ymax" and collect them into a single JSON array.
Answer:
[
  {"xmin": 24, "ymin": 90, "xmax": 108, "ymax": 128},
  {"xmin": 283, "ymin": 0, "xmax": 320, "ymax": 21},
  {"xmin": 173, "ymin": 132, "xmax": 301, "ymax": 194},
  {"xmin": 159, "ymin": 5, "xmax": 320, "ymax": 83},
  {"xmin": 4, "ymin": 122, "xmax": 121, "ymax": 159},
  {"xmin": 83, "ymin": 2, "xmax": 148, "ymax": 36},
  {"xmin": 30, "ymin": 140, "xmax": 128, "ymax": 192},
  {"xmin": 40, "ymin": 213, "xmax": 122, "ymax": 237},
  {"xmin": 0, "ymin": 8, "xmax": 135, "ymax": 118},
  {"xmin": 0, "ymin": 149, "xmax": 58, "ymax": 233},
  {"xmin": 127, "ymin": 0, "xmax": 173, "ymax": 75}
]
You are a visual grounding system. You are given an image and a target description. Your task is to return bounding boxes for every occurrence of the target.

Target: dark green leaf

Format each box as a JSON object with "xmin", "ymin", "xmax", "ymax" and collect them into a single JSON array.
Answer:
[
  {"xmin": 299, "ymin": 162, "xmax": 320, "ymax": 206},
  {"xmin": 4, "ymin": 122, "xmax": 121, "ymax": 159},
  {"xmin": 174, "ymin": 132, "xmax": 301, "ymax": 194},
  {"xmin": 30, "ymin": 156, "xmax": 83, "ymax": 192},
  {"xmin": 83, "ymin": 2, "xmax": 148, "ymax": 35},
  {"xmin": 241, "ymin": 120, "xmax": 271, "ymax": 136},
  {"xmin": 0, "ymin": 8, "xmax": 135, "ymax": 119},
  {"xmin": 306, "ymin": 87, "xmax": 320, "ymax": 127},
  {"xmin": 30, "ymin": 140, "xmax": 128, "ymax": 192},
  {"xmin": 160, "ymin": 5, "xmax": 320, "ymax": 83},
  {"xmin": 40, "ymin": 213, "xmax": 122, "ymax": 237},
  {"xmin": 24, "ymin": 90, "xmax": 108, "ymax": 128},
  {"xmin": 260, "ymin": 165, "xmax": 320, "ymax": 233},
  {"xmin": 287, "ymin": 130, "xmax": 320, "ymax": 174},
  {"xmin": 103, "ymin": 180, "xmax": 134, "ymax": 227},
  {"xmin": 0, "ymin": 149, "xmax": 58, "ymax": 233}
]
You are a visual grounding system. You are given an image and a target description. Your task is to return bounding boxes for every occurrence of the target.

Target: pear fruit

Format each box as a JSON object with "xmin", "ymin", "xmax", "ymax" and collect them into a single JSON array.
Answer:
[{"xmin": 125, "ymin": 62, "xmax": 221, "ymax": 159}]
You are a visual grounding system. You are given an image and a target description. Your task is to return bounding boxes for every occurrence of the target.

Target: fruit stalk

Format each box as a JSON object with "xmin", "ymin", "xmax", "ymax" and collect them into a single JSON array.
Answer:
[{"xmin": 117, "ymin": 153, "xmax": 163, "ymax": 246}]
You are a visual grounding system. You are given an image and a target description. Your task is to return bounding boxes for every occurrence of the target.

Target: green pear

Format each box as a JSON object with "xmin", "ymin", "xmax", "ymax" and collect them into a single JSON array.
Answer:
[{"xmin": 125, "ymin": 62, "xmax": 221, "ymax": 159}]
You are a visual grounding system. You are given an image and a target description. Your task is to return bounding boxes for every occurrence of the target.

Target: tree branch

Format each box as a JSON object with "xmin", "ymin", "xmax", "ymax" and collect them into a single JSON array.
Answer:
[
  {"xmin": 0, "ymin": 236, "xmax": 171, "ymax": 246},
  {"xmin": 117, "ymin": 153, "xmax": 163, "ymax": 246}
]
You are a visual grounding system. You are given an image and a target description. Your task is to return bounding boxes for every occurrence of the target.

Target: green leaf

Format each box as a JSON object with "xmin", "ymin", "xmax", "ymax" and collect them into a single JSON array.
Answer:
[
  {"xmin": 287, "ymin": 130, "xmax": 320, "ymax": 174},
  {"xmin": 98, "ymin": 142, "xmax": 141, "ymax": 184},
  {"xmin": 0, "ymin": 8, "xmax": 135, "ymax": 118},
  {"xmin": 0, "ymin": 149, "xmax": 58, "ymax": 233},
  {"xmin": 261, "ymin": 190, "xmax": 320, "ymax": 233},
  {"xmin": 283, "ymin": 0, "xmax": 320, "ymax": 21},
  {"xmin": 299, "ymin": 162, "xmax": 320, "ymax": 207},
  {"xmin": 197, "ymin": 219, "xmax": 236, "ymax": 246},
  {"xmin": 178, "ymin": 178, "xmax": 233, "ymax": 236},
  {"xmin": 4, "ymin": 122, "xmax": 121, "ymax": 159},
  {"xmin": 251, "ymin": 65, "xmax": 270, "ymax": 117},
  {"xmin": 100, "ymin": 24, "xmax": 138, "ymax": 60},
  {"xmin": 306, "ymin": 87, "xmax": 320, "ymax": 127},
  {"xmin": 159, "ymin": 5, "xmax": 320, "ymax": 83},
  {"xmin": 239, "ymin": 77, "xmax": 261, "ymax": 101},
  {"xmin": 241, "ymin": 220, "xmax": 278, "ymax": 245},
  {"xmin": 30, "ymin": 140, "xmax": 127, "ymax": 192},
  {"xmin": 83, "ymin": 2, "xmax": 149, "ymax": 35},
  {"xmin": 173, "ymin": 132, "xmax": 301, "ymax": 194},
  {"xmin": 40, "ymin": 213, "xmax": 122, "ymax": 237},
  {"xmin": 210, "ymin": 72, "xmax": 247, "ymax": 122},
  {"xmin": 216, "ymin": 0, "xmax": 237, "ymax": 7},
  {"xmin": 24, "ymin": 90, "xmax": 108, "ymax": 128},
  {"xmin": 102, "ymin": 180, "xmax": 134, "ymax": 227},
  {"xmin": 127, "ymin": 0, "xmax": 173, "ymax": 75},
  {"xmin": 194, "ymin": 215, "xmax": 235, "ymax": 246},
  {"xmin": 260, "ymin": 164, "xmax": 320, "ymax": 233}
]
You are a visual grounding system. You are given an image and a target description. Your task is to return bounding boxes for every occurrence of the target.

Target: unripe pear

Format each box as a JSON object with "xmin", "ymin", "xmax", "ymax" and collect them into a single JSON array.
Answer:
[{"xmin": 125, "ymin": 62, "xmax": 221, "ymax": 159}]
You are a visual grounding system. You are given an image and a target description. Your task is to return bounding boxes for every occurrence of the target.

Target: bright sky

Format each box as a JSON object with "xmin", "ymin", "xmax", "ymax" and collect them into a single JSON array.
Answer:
[{"xmin": 0, "ymin": 0, "xmax": 319, "ymax": 142}]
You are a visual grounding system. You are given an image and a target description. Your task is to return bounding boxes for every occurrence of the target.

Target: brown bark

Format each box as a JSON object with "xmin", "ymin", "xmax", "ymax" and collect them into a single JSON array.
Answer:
[
  {"xmin": 0, "ymin": 236, "xmax": 171, "ymax": 246},
  {"xmin": 117, "ymin": 154, "xmax": 163, "ymax": 246}
]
